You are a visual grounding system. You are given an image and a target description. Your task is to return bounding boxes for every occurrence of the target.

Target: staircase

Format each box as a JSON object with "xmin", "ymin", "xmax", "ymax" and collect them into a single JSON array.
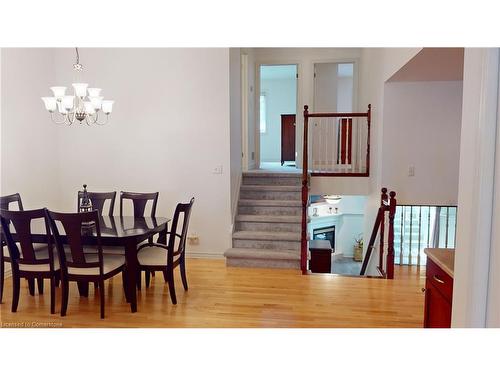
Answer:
[{"xmin": 224, "ymin": 171, "xmax": 302, "ymax": 269}]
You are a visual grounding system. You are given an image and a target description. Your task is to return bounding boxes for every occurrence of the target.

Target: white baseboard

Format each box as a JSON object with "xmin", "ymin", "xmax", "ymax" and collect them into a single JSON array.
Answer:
[{"xmin": 186, "ymin": 251, "xmax": 225, "ymax": 259}]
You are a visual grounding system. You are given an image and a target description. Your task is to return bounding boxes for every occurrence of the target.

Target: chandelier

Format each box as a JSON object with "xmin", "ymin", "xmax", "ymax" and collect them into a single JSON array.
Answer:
[{"xmin": 41, "ymin": 48, "xmax": 114, "ymax": 126}]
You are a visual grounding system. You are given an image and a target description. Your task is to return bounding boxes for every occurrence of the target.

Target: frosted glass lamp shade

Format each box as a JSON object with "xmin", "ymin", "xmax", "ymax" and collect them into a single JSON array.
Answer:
[
  {"xmin": 50, "ymin": 86, "xmax": 67, "ymax": 99},
  {"xmin": 84, "ymin": 101, "xmax": 95, "ymax": 114},
  {"xmin": 62, "ymin": 96, "xmax": 75, "ymax": 110},
  {"xmin": 87, "ymin": 88, "xmax": 102, "ymax": 97},
  {"xmin": 101, "ymin": 100, "xmax": 114, "ymax": 114},
  {"xmin": 41, "ymin": 97, "xmax": 57, "ymax": 112},
  {"xmin": 72, "ymin": 83, "xmax": 88, "ymax": 97},
  {"xmin": 89, "ymin": 96, "xmax": 103, "ymax": 110},
  {"xmin": 57, "ymin": 101, "xmax": 68, "ymax": 114}
]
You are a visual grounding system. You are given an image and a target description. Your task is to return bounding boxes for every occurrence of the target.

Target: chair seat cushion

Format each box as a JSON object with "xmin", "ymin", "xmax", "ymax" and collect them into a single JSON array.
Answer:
[
  {"xmin": 101, "ymin": 246, "xmax": 125, "ymax": 255},
  {"xmin": 137, "ymin": 246, "xmax": 168, "ymax": 266},
  {"xmin": 67, "ymin": 254, "xmax": 125, "ymax": 276},
  {"xmin": 18, "ymin": 249, "xmax": 60, "ymax": 272}
]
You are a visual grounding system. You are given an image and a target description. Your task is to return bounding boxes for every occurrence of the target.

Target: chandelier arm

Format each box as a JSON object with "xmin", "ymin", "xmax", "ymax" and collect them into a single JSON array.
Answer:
[
  {"xmin": 66, "ymin": 111, "xmax": 76, "ymax": 125},
  {"xmin": 85, "ymin": 113, "xmax": 98, "ymax": 126},
  {"xmin": 50, "ymin": 111, "xmax": 69, "ymax": 125},
  {"xmin": 95, "ymin": 113, "xmax": 109, "ymax": 125}
]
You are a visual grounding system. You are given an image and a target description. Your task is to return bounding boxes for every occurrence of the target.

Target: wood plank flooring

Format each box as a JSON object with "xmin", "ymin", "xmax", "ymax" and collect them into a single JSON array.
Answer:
[{"xmin": 0, "ymin": 259, "xmax": 426, "ymax": 328}]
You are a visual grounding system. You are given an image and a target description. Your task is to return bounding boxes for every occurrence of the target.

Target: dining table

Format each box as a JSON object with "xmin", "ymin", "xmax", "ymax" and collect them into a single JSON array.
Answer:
[{"xmin": 9, "ymin": 215, "xmax": 170, "ymax": 313}]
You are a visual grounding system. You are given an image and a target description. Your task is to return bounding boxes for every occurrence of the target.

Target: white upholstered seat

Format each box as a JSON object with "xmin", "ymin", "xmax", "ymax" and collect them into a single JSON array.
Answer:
[
  {"xmin": 17, "ymin": 249, "xmax": 60, "ymax": 272},
  {"xmin": 67, "ymin": 254, "xmax": 125, "ymax": 276},
  {"xmin": 137, "ymin": 245, "xmax": 168, "ymax": 266}
]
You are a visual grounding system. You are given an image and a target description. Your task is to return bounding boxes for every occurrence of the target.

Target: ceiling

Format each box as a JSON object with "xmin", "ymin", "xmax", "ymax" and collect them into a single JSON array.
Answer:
[
  {"xmin": 260, "ymin": 65, "xmax": 297, "ymax": 80},
  {"xmin": 388, "ymin": 48, "xmax": 464, "ymax": 82}
]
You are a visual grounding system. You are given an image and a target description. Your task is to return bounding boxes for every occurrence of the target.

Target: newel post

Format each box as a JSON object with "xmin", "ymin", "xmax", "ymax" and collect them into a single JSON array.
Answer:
[
  {"xmin": 301, "ymin": 105, "xmax": 310, "ymax": 274},
  {"xmin": 379, "ymin": 187, "xmax": 388, "ymax": 273},
  {"xmin": 386, "ymin": 191, "xmax": 397, "ymax": 279}
]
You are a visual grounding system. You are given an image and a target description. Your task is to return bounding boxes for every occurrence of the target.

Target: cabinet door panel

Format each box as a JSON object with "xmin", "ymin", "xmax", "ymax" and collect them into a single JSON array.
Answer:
[{"xmin": 424, "ymin": 281, "xmax": 452, "ymax": 328}]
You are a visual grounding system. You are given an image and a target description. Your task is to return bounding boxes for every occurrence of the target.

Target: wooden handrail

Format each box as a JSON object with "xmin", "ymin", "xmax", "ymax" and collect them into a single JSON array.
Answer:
[{"xmin": 360, "ymin": 188, "xmax": 397, "ymax": 279}]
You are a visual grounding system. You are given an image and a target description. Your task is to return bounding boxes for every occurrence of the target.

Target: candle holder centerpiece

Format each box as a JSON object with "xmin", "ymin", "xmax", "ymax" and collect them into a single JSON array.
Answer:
[{"xmin": 79, "ymin": 184, "xmax": 95, "ymax": 228}]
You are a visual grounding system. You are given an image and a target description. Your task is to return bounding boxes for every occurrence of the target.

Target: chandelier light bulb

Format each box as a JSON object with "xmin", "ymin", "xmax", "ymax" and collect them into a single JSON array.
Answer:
[
  {"xmin": 50, "ymin": 86, "xmax": 67, "ymax": 99},
  {"xmin": 41, "ymin": 97, "xmax": 57, "ymax": 112},
  {"xmin": 87, "ymin": 88, "xmax": 102, "ymax": 98}
]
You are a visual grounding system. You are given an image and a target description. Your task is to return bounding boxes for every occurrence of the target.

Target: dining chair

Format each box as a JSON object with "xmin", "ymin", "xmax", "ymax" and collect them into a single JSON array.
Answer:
[
  {"xmin": 47, "ymin": 209, "xmax": 129, "ymax": 319},
  {"xmin": 0, "ymin": 208, "xmax": 59, "ymax": 313},
  {"xmin": 119, "ymin": 191, "xmax": 159, "ymax": 288},
  {"xmin": 77, "ymin": 190, "xmax": 116, "ymax": 216},
  {"xmin": 119, "ymin": 191, "xmax": 159, "ymax": 217},
  {"xmin": 0, "ymin": 193, "xmax": 48, "ymax": 302},
  {"xmin": 136, "ymin": 198, "xmax": 194, "ymax": 304}
]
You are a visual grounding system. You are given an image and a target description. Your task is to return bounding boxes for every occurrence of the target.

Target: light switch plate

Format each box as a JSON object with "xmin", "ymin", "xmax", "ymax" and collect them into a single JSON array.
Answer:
[
  {"xmin": 408, "ymin": 165, "xmax": 415, "ymax": 177},
  {"xmin": 213, "ymin": 165, "xmax": 223, "ymax": 174}
]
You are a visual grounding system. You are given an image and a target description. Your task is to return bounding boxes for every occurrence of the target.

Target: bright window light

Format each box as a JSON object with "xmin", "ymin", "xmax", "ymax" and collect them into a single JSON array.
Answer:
[{"xmin": 260, "ymin": 94, "xmax": 267, "ymax": 133}]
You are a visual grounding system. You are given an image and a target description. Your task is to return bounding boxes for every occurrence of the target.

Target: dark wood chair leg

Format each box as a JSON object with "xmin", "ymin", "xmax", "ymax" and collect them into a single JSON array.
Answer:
[
  {"xmin": 151, "ymin": 271, "xmax": 156, "ymax": 277},
  {"xmin": 145, "ymin": 270, "xmax": 151, "ymax": 288},
  {"xmin": 28, "ymin": 278, "xmax": 35, "ymax": 296},
  {"xmin": 61, "ymin": 279, "xmax": 69, "ymax": 317},
  {"xmin": 12, "ymin": 274, "xmax": 20, "ymax": 312},
  {"xmin": 50, "ymin": 276, "xmax": 56, "ymax": 314},
  {"xmin": 37, "ymin": 277, "xmax": 44, "ymax": 294},
  {"xmin": 122, "ymin": 270, "xmax": 130, "ymax": 302},
  {"xmin": 167, "ymin": 267, "xmax": 177, "ymax": 305},
  {"xmin": 0, "ymin": 256, "xmax": 4, "ymax": 303},
  {"xmin": 94, "ymin": 282, "xmax": 99, "ymax": 292},
  {"xmin": 77, "ymin": 281, "xmax": 89, "ymax": 297},
  {"xmin": 55, "ymin": 273, "xmax": 60, "ymax": 288},
  {"xmin": 180, "ymin": 256, "xmax": 188, "ymax": 291},
  {"xmin": 99, "ymin": 280, "xmax": 105, "ymax": 319},
  {"xmin": 162, "ymin": 270, "xmax": 168, "ymax": 283},
  {"xmin": 136, "ymin": 270, "xmax": 142, "ymax": 291}
]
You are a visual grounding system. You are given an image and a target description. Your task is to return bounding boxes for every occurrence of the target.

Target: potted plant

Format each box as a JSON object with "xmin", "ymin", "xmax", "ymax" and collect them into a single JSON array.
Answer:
[{"xmin": 353, "ymin": 233, "xmax": 363, "ymax": 261}]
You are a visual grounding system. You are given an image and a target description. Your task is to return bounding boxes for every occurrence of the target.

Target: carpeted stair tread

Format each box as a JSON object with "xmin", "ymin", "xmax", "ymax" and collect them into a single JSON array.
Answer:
[
  {"xmin": 232, "ymin": 230, "xmax": 301, "ymax": 241},
  {"xmin": 236, "ymin": 214, "xmax": 302, "ymax": 223},
  {"xmin": 238, "ymin": 199, "xmax": 302, "ymax": 207},
  {"xmin": 240, "ymin": 185, "xmax": 301, "ymax": 192},
  {"xmin": 224, "ymin": 248, "xmax": 301, "ymax": 261}
]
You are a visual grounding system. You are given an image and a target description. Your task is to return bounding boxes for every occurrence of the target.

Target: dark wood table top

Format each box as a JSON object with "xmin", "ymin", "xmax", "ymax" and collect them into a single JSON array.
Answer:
[{"xmin": 9, "ymin": 215, "xmax": 170, "ymax": 242}]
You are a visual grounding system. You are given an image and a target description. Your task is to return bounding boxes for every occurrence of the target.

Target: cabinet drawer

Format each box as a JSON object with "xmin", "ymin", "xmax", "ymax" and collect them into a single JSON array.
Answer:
[{"xmin": 426, "ymin": 258, "xmax": 453, "ymax": 302}]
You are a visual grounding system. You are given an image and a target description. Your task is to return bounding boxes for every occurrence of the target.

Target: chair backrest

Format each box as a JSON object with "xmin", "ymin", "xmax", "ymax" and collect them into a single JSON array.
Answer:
[
  {"xmin": 0, "ymin": 193, "xmax": 24, "ymax": 211},
  {"xmin": 77, "ymin": 191, "xmax": 116, "ymax": 216},
  {"xmin": 119, "ymin": 191, "xmax": 159, "ymax": 218},
  {"xmin": 0, "ymin": 208, "xmax": 55, "ymax": 271},
  {"xmin": 168, "ymin": 198, "xmax": 195, "ymax": 258},
  {"xmin": 46, "ymin": 209, "xmax": 104, "ymax": 276}
]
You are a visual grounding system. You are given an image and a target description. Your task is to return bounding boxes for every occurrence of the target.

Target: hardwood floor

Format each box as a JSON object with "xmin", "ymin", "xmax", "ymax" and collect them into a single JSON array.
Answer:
[{"xmin": 0, "ymin": 259, "xmax": 426, "ymax": 328}]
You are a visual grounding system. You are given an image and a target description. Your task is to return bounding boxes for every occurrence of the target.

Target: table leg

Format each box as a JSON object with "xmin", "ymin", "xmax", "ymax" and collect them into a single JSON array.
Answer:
[{"xmin": 124, "ymin": 238, "xmax": 138, "ymax": 313}]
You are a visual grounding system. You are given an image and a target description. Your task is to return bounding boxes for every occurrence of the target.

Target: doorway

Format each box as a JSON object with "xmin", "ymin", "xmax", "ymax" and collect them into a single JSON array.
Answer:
[{"xmin": 259, "ymin": 64, "xmax": 298, "ymax": 170}]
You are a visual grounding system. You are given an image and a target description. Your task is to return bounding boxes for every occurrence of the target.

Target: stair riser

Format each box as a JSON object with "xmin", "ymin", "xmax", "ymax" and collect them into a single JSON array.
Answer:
[
  {"xmin": 226, "ymin": 257, "xmax": 300, "ymax": 269},
  {"xmin": 242, "ymin": 176, "xmax": 301, "ymax": 186},
  {"xmin": 236, "ymin": 221, "xmax": 301, "ymax": 232},
  {"xmin": 240, "ymin": 190, "xmax": 301, "ymax": 200},
  {"xmin": 233, "ymin": 238, "xmax": 301, "ymax": 250},
  {"xmin": 238, "ymin": 206, "xmax": 302, "ymax": 216}
]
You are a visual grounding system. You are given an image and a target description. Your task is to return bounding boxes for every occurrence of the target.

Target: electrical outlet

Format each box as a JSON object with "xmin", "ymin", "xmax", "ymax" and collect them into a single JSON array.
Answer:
[
  {"xmin": 213, "ymin": 165, "xmax": 223, "ymax": 174},
  {"xmin": 408, "ymin": 165, "xmax": 415, "ymax": 177},
  {"xmin": 188, "ymin": 235, "xmax": 199, "ymax": 245}
]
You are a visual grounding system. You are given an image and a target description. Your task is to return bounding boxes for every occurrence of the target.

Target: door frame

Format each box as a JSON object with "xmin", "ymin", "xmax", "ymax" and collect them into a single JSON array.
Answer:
[
  {"xmin": 255, "ymin": 61, "xmax": 300, "ymax": 169},
  {"xmin": 241, "ymin": 53, "xmax": 249, "ymax": 172},
  {"xmin": 311, "ymin": 57, "xmax": 360, "ymax": 112}
]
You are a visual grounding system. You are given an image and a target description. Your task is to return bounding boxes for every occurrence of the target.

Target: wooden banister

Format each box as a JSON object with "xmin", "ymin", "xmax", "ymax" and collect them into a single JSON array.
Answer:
[
  {"xmin": 301, "ymin": 105, "xmax": 310, "ymax": 274},
  {"xmin": 360, "ymin": 188, "xmax": 397, "ymax": 279}
]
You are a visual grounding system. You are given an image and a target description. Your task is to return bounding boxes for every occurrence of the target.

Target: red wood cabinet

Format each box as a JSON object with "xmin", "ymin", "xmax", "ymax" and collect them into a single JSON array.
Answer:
[
  {"xmin": 423, "ymin": 258, "xmax": 453, "ymax": 328},
  {"xmin": 281, "ymin": 114, "xmax": 296, "ymax": 165}
]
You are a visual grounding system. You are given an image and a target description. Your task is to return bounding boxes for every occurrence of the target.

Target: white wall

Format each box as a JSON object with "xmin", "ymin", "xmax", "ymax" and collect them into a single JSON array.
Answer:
[
  {"xmin": 1, "ymin": 48, "xmax": 234, "ymax": 258},
  {"xmin": 1, "ymin": 48, "xmax": 61, "ymax": 209},
  {"xmin": 260, "ymin": 75, "xmax": 296, "ymax": 162},
  {"xmin": 381, "ymin": 81, "xmax": 463, "ymax": 205},
  {"xmin": 229, "ymin": 48, "xmax": 242, "ymax": 225}
]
